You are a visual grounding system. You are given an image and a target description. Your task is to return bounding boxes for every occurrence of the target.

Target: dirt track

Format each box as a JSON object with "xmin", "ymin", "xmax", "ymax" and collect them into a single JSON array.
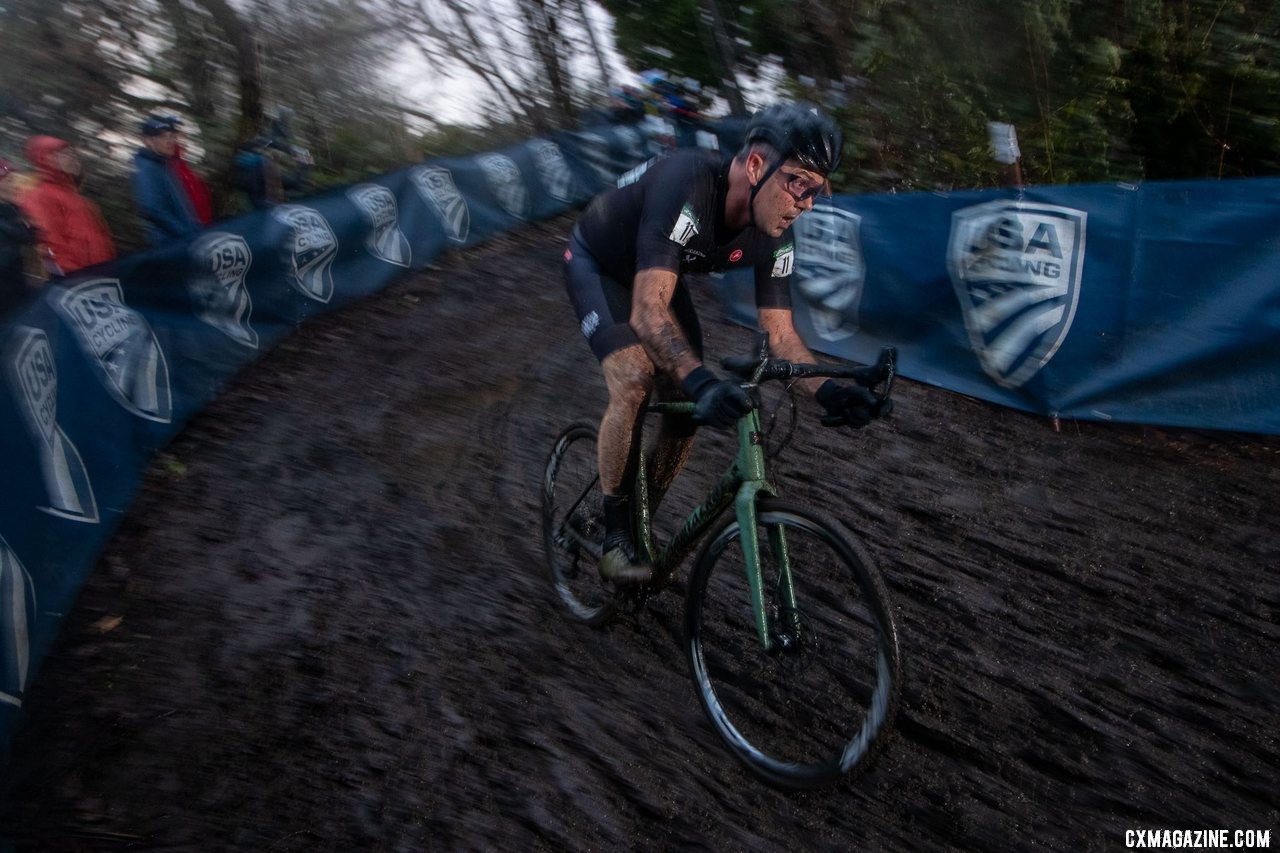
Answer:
[{"xmin": 2, "ymin": 217, "xmax": 1277, "ymax": 851}]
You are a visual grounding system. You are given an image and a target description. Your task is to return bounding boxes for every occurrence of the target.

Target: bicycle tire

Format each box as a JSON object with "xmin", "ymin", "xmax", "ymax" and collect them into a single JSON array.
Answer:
[
  {"xmin": 542, "ymin": 422, "xmax": 617, "ymax": 626},
  {"xmin": 685, "ymin": 496, "xmax": 901, "ymax": 789}
]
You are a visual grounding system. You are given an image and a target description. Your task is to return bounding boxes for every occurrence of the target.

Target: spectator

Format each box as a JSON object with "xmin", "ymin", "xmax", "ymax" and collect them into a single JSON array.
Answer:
[
  {"xmin": 0, "ymin": 157, "xmax": 40, "ymax": 317},
  {"xmin": 232, "ymin": 135, "xmax": 282, "ymax": 211},
  {"xmin": 133, "ymin": 114, "xmax": 202, "ymax": 246},
  {"xmin": 163, "ymin": 116, "xmax": 214, "ymax": 227},
  {"xmin": 20, "ymin": 136, "xmax": 115, "ymax": 275}
]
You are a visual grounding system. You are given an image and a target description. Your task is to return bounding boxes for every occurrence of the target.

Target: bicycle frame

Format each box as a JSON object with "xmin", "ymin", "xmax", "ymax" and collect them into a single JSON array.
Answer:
[{"xmin": 633, "ymin": 400, "xmax": 796, "ymax": 653}]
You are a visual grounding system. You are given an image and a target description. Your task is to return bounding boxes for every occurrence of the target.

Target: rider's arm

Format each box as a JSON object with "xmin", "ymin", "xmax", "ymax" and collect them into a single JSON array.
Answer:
[
  {"xmin": 759, "ymin": 307, "xmax": 826, "ymax": 396},
  {"xmin": 630, "ymin": 266, "xmax": 702, "ymax": 383}
]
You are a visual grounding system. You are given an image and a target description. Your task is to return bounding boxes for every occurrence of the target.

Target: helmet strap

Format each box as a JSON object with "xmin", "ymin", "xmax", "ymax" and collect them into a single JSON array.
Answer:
[{"xmin": 747, "ymin": 157, "xmax": 783, "ymax": 229}]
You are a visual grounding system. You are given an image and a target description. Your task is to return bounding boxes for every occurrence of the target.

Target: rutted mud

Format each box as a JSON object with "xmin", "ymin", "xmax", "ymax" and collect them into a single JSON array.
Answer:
[{"xmin": 3, "ymin": 217, "xmax": 1277, "ymax": 851}]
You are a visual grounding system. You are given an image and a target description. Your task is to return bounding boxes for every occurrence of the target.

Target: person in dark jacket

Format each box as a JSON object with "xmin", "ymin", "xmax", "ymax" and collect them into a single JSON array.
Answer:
[
  {"xmin": 0, "ymin": 157, "xmax": 40, "ymax": 317},
  {"xmin": 132, "ymin": 115, "xmax": 202, "ymax": 247}
]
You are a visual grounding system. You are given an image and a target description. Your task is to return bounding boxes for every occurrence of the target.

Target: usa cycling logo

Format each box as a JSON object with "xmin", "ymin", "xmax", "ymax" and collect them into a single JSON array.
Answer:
[
  {"xmin": 530, "ymin": 141, "xmax": 575, "ymax": 203},
  {"xmin": 948, "ymin": 201, "xmax": 1087, "ymax": 388},
  {"xmin": 478, "ymin": 154, "xmax": 529, "ymax": 220},
  {"xmin": 5, "ymin": 327, "xmax": 98, "ymax": 523},
  {"xmin": 190, "ymin": 233, "xmax": 258, "ymax": 349},
  {"xmin": 792, "ymin": 203, "xmax": 865, "ymax": 342},
  {"xmin": 56, "ymin": 279, "xmax": 173, "ymax": 422},
  {"xmin": 0, "ymin": 536, "xmax": 37, "ymax": 709},
  {"xmin": 347, "ymin": 183, "xmax": 411, "ymax": 267},
  {"xmin": 411, "ymin": 166, "xmax": 470, "ymax": 243},
  {"xmin": 272, "ymin": 205, "xmax": 338, "ymax": 303}
]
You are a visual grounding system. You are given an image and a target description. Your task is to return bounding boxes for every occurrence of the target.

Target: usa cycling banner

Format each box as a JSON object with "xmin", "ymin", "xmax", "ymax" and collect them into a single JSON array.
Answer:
[
  {"xmin": 0, "ymin": 125, "xmax": 655, "ymax": 763},
  {"xmin": 718, "ymin": 177, "xmax": 1280, "ymax": 434}
]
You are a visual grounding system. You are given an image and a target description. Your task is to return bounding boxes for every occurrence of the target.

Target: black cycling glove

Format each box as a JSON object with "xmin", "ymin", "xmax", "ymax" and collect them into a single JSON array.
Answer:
[
  {"xmin": 682, "ymin": 366, "xmax": 752, "ymax": 429},
  {"xmin": 815, "ymin": 379, "xmax": 883, "ymax": 428}
]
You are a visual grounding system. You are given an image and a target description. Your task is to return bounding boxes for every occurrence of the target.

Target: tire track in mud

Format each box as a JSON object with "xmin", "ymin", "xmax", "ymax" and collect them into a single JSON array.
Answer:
[{"xmin": 2, "ymin": 216, "xmax": 1277, "ymax": 851}]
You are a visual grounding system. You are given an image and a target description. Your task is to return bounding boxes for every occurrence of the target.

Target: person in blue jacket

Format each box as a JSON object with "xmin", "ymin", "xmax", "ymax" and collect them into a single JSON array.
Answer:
[{"xmin": 132, "ymin": 115, "xmax": 202, "ymax": 247}]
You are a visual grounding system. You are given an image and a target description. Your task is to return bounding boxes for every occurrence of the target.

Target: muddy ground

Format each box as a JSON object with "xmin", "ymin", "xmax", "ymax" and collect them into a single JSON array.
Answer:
[{"xmin": 2, "ymin": 216, "xmax": 1277, "ymax": 851}]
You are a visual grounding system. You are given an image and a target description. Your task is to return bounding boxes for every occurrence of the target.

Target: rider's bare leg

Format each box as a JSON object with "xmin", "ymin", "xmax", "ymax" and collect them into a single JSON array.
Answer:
[
  {"xmin": 646, "ymin": 410, "xmax": 695, "ymax": 514},
  {"xmin": 596, "ymin": 345, "xmax": 656, "ymax": 583},
  {"xmin": 599, "ymin": 345, "xmax": 655, "ymax": 495}
]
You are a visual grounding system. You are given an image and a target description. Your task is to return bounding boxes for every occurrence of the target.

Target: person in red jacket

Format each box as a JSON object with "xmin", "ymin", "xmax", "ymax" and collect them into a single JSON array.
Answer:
[
  {"xmin": 20, "ymin": 135, "xmax": 116, "ymax": 275},
  {"xmin": 160, "ymin": 116, "xmax": 214, "ymax": 227},
  {"xmin": 173, "ymin": 143, "xmax": 214, "ymax": 226}
]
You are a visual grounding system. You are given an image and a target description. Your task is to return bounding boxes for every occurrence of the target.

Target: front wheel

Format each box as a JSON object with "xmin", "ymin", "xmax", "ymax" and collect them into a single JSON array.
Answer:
[
  {"xmin": 685, "ymin": 497, "xmax": 901, "ymax": 789},
  {"xmin": 542, "ymin": 422, "xmax": 617, "ymax": 626}
]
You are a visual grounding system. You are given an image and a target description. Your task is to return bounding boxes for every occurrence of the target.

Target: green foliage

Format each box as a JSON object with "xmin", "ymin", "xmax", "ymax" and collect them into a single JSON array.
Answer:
[{"xmin": 615, "ymin": 0, "xmax": 1280, "ymax": 190}]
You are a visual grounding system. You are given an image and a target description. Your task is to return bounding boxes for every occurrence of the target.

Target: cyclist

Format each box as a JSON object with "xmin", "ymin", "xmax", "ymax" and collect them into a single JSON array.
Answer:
[{"xmin": 564, "ymin": 102, "xmax": 884, "ymax": 584}]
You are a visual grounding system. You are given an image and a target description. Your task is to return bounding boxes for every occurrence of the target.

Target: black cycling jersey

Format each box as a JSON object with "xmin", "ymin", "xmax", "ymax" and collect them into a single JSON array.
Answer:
[{"xmin": 574, "ymin": 149, "xmax": 795, "ymax": 310}]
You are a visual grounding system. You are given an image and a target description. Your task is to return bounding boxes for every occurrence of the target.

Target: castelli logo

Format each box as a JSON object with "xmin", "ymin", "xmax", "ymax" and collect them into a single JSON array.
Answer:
[{"xmin": 729, "ymin": 249, "xmax": 743, "ymax": 263}]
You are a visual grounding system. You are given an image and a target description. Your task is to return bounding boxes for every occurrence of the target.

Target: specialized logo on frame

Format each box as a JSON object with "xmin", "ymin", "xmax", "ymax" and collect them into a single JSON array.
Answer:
[
  {"xmin": 347, "ymin": 184, "xmax": 411, "ymax": 267},
  {"xmin": 272, "ymin": 205, "xmax": 338, "ymax": 303},
  {"xmin": 478, "ymin": 154, "xmax": 530, "ymax": 220},
  {"xmin": 530, "ymin": 141, "xmax": 575, "ymax": 203},
  {"xmin": 55, "ymin": 279, "xmax": 172, "ymax": 422},
  {"xmin": 190, "ymin": 233, "xmax": 258, "ymax": 349},
  {"xmin": 792, "ymin": 203, "xmax": 866, "ymax": 342},
  {"xmin": 947, "ymin": 201, "xmax": 1087, "ymax": 388},
  {"xmin": 411, "ymin": 166, "xmax": 470, "ymax": 243},
  {"xmin": 5, "ymin": 327, "xmax": 98, "ymax": 523},
  {"xmin": 0, "ymin": 536, "xmax": 37, "ymax": 709}
]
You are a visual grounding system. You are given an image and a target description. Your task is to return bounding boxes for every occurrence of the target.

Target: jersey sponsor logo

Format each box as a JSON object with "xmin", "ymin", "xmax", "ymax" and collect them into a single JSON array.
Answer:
[
  {"xmin": 272, "ymin": 205, "xmax": 338, "ymax": 303},
  {"xmin": 771, "ymin": 243, "xmax": 795, "ymax": 278},
  {"xmin": 55, "ymin": 279, "xmax": 172, "ymax": 423},
  {"xmin": 947, "ymin": 201, "xmax": 1087, "ymax": 388},
  {"xmin": 190, "ymin": 233, "xmax": 258, "ymax": 349},
  {"xmin": 410, "ymin": 165, "xmax": 470, "ymax": 242},
  {"xmin": 729, "ymin": 249, "xmax": 743, "ymax": 263},
  {"xmin": 793, "ymin": 203, "xmax": 865, "ymax": 341},
  {"xmin": 669, "ymin": 203, "xmax": 700, "ymax": 247},
  {"xmin": 580, "ymin": 310, "xmax": 600, "ymax": 340},
  {"xmin": 478, "ymin": 154, "xmax": 530, "ymax": 220},
  {"xmin": 531, "ymin": 141, "xmax": 575, "ymax": 202},
  {"xmin": 5, "ymin": 327, "xmax": 98, "ymax": 523},
  {"xmin": 347, "ymin": 183, "xmax": 411, "ymax": 267},
  {"xmin": 0, "ymin": 536, "xmax": 37, "ymax": 709}
]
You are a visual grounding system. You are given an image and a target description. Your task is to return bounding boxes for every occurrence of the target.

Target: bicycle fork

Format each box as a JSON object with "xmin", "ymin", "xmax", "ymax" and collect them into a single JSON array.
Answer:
[{"xmin": 732, "ymin": 410, "xmax": 801, "ymax": 655}]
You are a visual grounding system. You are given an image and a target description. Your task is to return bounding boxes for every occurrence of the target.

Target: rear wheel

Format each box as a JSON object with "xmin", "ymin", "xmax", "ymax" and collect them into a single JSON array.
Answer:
[
  {"xmin": 542, "ymin": 422, "xmax": 617, "ymax": 626},
  {"xmin": 685, "ymin": 497, "xmax": 901, "ymax": 789}
]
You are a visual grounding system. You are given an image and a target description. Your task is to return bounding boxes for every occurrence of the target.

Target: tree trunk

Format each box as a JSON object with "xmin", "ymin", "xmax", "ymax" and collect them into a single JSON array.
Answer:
[
  {"xmin": 697, "ymin": 0, "xmax": 747, "ymax": 115},
  {"xmin": 572, "ymin": 0, "xmax": 612, "ymax": 90},
  {"xmin": 192, "ymin": 0, "xmax": 265, "ymax": 144}
]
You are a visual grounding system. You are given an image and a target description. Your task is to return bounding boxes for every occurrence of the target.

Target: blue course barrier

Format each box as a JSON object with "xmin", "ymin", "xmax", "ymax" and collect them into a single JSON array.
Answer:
[
  {"xmin": 718, "ymin": 179, "xmax": 1280, "ymax": 432},
  {"xmin": 0, "ymin": 123, "xmax": 661, "ymax": 766}
]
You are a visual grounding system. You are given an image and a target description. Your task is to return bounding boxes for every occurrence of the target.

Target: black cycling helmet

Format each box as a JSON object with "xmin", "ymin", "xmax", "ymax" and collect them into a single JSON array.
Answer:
[{"xmin": 744, "ymin": 102, "xmax": 843, "ymax": 176}]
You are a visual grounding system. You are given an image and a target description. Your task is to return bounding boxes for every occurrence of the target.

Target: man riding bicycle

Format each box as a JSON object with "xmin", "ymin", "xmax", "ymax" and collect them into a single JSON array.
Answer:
[{"xmin": 563, "ymin": 102, "xmax": 885, "ymax": 585}]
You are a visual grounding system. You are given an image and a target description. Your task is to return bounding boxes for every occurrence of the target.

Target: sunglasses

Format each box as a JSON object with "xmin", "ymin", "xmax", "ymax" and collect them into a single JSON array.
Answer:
[{"xmin": 776, "ymin": 169, "xmax": 827, "ymax": 202}]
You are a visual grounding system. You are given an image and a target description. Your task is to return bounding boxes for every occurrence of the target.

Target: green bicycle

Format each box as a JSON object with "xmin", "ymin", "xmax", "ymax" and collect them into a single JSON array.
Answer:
[{"xmin": 542, "ymin": 333, "xmax": 902, "ymax": 790}]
